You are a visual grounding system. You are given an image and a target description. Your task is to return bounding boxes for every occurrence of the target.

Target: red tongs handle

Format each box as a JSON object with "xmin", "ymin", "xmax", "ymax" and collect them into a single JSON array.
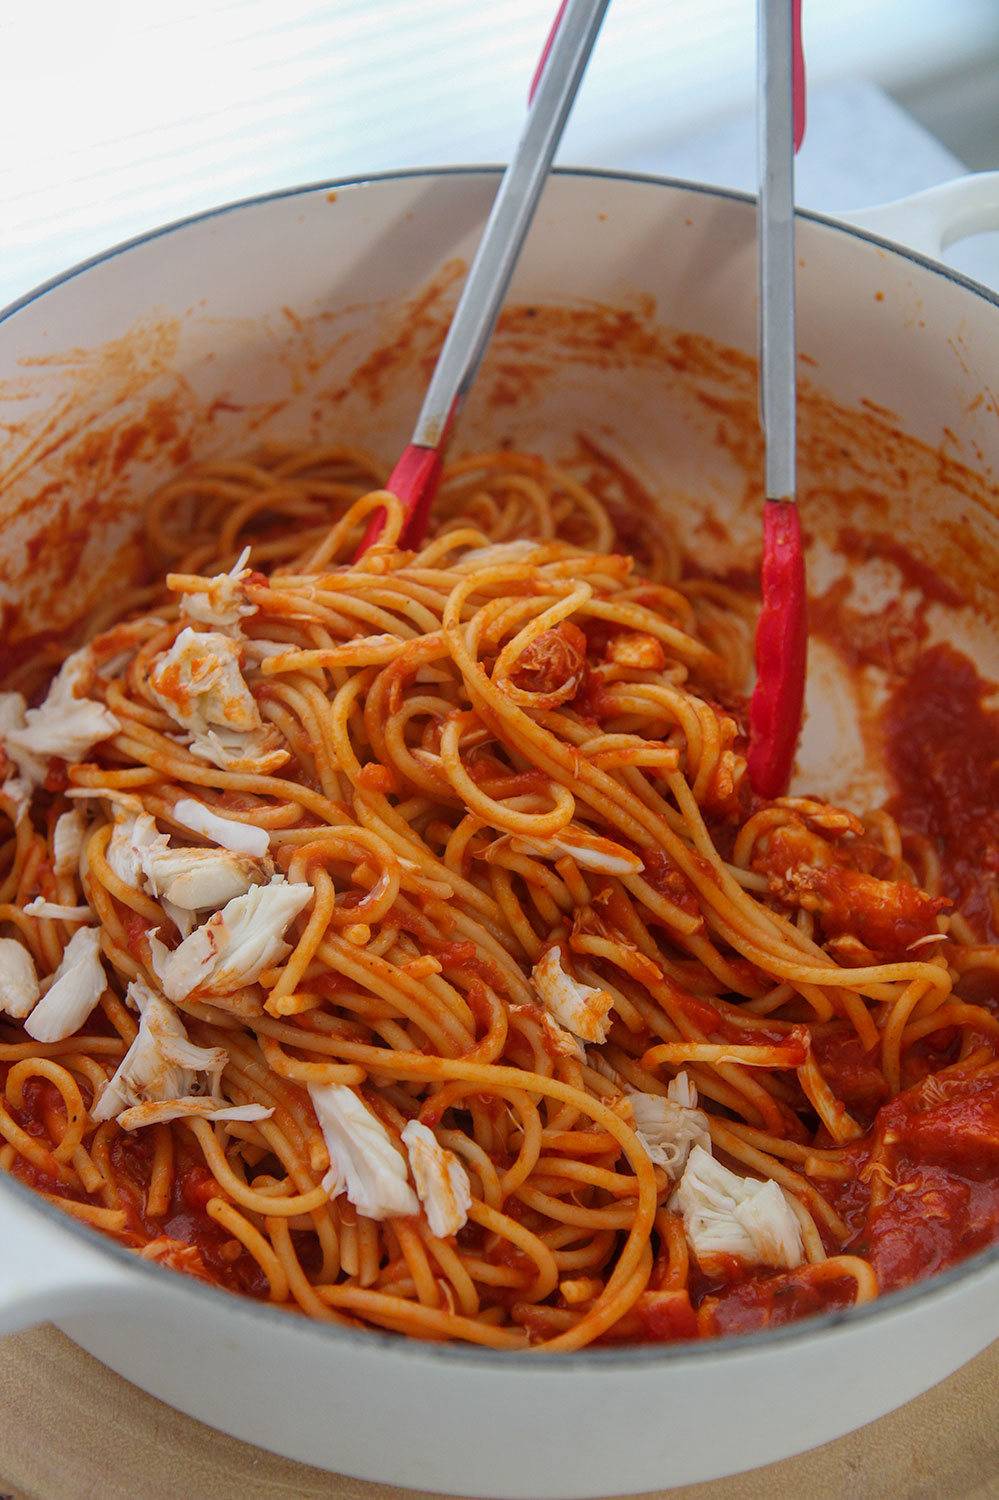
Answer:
[
  {"xmin": 747, "ymin": 501, "xmax": 808, "ymax": 800},
  {"xmin": 356, "ymin": 0, "xmax": 607, "ymax": 560},
  {"xmin": 530, "ymin": 0, "xmax": 568, "ymax": 105},
  {"xmin": 748, "ymin": 0, "xmax": 807, "ymax": 798}
]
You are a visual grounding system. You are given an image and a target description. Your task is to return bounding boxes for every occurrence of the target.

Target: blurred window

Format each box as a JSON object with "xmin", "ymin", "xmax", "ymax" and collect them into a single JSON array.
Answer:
[{"xmin": 1, "ymin": 0, "xmax": 997, "ymax": 305}]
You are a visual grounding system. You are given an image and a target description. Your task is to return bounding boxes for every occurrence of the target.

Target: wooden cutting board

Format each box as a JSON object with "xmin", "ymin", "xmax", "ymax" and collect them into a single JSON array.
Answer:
[{"xmin": 1, "ymin": 1324, "xmax": 998, "ymax": 1500}]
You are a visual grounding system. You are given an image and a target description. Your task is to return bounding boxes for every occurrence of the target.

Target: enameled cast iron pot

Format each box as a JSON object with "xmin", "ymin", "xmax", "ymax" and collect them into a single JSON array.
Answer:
[{"xmin": 3, "ymin": 167, "xmax": 999, "ymax": 1497}]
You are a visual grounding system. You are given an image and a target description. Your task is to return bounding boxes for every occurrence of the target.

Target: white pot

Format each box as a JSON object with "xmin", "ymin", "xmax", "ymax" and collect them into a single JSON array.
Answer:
[{"xmin": 2, "ymin": 168, "xmax": 999, "ymax": 1497}]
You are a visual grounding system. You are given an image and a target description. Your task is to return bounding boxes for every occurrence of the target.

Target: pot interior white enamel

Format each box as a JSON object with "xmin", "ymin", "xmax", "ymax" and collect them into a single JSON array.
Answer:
[{"xmin": 2, "ymin": 169, "xmax": 999, "ymax": 1497}]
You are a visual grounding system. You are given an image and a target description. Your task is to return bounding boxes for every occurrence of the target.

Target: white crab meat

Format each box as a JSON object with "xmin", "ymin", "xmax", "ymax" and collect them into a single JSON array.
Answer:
[
  {"xmin": 93, "ymin": 979, "xmax": 226, "ymax": 1120},
  {"xmin": 0, "ymin": 696, "xmax": 32, "ymax": 826},
  {"xmin": 2, "ymin": 651, "xmax": 120, "ymax": 784},
  {"xmin": 537, "ymin": 826, "xmax": 644, "ymax": 876},
  {"xmin": 182, "ymin": 720, "xmax": 289, "ymax": 776},
  {"xmin": 495, "ymin": 825, "xmax": 644, "ymax": 877},
  {"xmin": 24, "ymin": 926, "xmax": 107, "ymax": 1043},
  {"xmin": 0, "ymin": 773, "xmax": 31, "ymax": 826},
  {"xmin": 308, "ymin": 1082, "xmax": 419, "ymax": 1220},
  {"xmin": 107, "ymin": 809, "xmax": 161, "ymax": 890},
  {"xmin": 628, "ymin": 1079, "xmax": 711, "ymax": 1179},
  {"xmin": 586, "ymin": 1049, "xmax": 627, "ymax": 1087},
  {"xmin": 147, "ymin": 628, "xmax": 261, "ymax": 741},
  {"xmin": 52, "ymin": 809, "xmax": 88, "ymax": 875},
  {"xmin": 140, "ymin": 841, "xmax": 272, "ymax": 912},
  {"xmin": 150, "ymin": 876, "xmax": 311, "ymax": 1000},
  {"xmin": 512, "ymin": 1003, "xmax": 587, "ymax": 1063},
  {"xmin": 456, "ymin": 539, "xmax": 538, "ymax": 569},
  {"xmin": 23, "ymin": 897, "xmax": 95, "ymax": 922},
  {"xmin": 0, "ymin": 939, "xmax": 41, "ymax": 1019},
  {"xmin": 93, "ymin": 978, "xmax": 272, "ymax": 1130},
  {"xmin": 531, "ymin": 945, "xmax": 614, "ymax": 1045},
  {"xmin": 538, "ymin": 1009, "xmax": 587, "ymax": 1061},
  {"xmin": 170, "ymin": 797, "xmax": 269, "ymax": 857},
  {"xmin": 605, "ymin": 632, "xmax": 667, "ymax": 670},
  {"xmin": 401, "ymin": 1119, "xmax": 473, "ymax": 1238},
  {"xmin": 185, "ymin": 724, "xmax": 286, "ymax": 772},
  {"xmin": 0, "ymin": 692, "xmax": 26, "ymax": 739},
  {"xmin": 117, "ymin": 1097, "xmax": 273, "ymax": 1130},
  {"xmin": 673, "ymin": 1144, "xmax": 804, "ymax": 1272},
  {"xmin": 179, "ymin": 548, "xmax": 256, "ymax": 631},
  {"xmin": 667, "ymin": 1071, "xmax": 699, "ymax": 1110}
]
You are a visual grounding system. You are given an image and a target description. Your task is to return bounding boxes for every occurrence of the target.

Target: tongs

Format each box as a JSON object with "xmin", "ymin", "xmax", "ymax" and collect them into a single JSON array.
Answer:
[
  {"xmin": 357, "ymin": 0, "xmax": 609, "ymax": 556},
  {"xmin": 747, "ymin": 0, "xmax": 808, "ymax": 799}
]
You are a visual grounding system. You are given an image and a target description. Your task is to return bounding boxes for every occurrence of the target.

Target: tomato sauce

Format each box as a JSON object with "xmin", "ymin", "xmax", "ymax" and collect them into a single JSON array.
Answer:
[
  {"xmin": 846, "ymin": 1073, "xmax": 999, "ymax": 1294},
  {"xmin": 0, "ymin": 617, "xmax": 80, "ymax": 693},
  {"xmin": 639, "ymin": 848, "xmax": 702, "ymax": 920},
  {"xmin": 357, "ymin": 762, "xmax": 399, "ymax": 794},
  {"xmin": 628, "ymin": 1054, "xmax": 999, "ymax": 1344},
  {"xmin": 810, "ymin": 1029, "xmax": 890, "ymax": 1122},
  {"xmin": 430, "ymin": 940, "xmax": 506, "ymax": 993},
  {"xmin": 792, "ymin": 864, "xmax": 949, "ymax": 962},
  {"xmin": 128, "ymin": 1142, "xmax": 269, "ymax": 1299},
  {"xmin": 883, "ymin": 643, "xmax": 999, "ymax": 940},
  {"xmin": 2, "ymin": 1063, "xmax": 270, "ymax": 1300},
  {"xmin": 836, "ymin": 528, "xmax": 965, "ymax": 609},
  {"xmin": 508, "ymin": 621, "xmax": 588, "ymax": 700},
  {"xmin": 699, "ymin": 1268, "xmax": 860, "ymax": 1337},
  {"xmin": 633, "ymin": 1288, "xmax": 699, "ymax": 1341}
]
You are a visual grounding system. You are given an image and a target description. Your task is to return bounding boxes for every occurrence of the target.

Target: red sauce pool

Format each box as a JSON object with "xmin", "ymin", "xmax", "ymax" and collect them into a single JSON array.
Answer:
[
  {"xmin": 882, "ymin": 642, "xmax": 999, "ymax": 940},
  {"xmin": 846, "ymin": 1073, "xmax": 999, "ymax": 1294}
]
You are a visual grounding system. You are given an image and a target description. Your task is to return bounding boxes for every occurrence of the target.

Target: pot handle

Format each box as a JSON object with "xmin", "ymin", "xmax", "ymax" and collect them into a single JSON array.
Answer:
[
  {"xmin": 0, "ymin": 1190, "xmax": 131, "ymax": 1336},
  {"xmin": 837, "ymin": 171, "xmax": 999, "ymax": 259}
]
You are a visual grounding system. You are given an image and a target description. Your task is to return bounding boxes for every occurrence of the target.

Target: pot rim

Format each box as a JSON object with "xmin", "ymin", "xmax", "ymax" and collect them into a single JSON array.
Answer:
[
  {"xmin": 3, "ymin": 163, "xmax": 999, "ymax": 331},
  {"xmin": 4, "ymin": 161, "xmax": 999, "ymax": 1372},
  {"xmin": 10, "ymin": 1161, "xmax": 999, "ymax": 1369}
]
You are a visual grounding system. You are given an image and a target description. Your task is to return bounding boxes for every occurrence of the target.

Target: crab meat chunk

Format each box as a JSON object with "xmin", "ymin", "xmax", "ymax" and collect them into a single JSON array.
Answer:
[
  {"xmin": 140, "ymin": 841, "xmax": 273, "ymax": 911},
  {"xmin": 93, "ymin": 978, "xmax": 272, "ymax": 1129},
  {"xmin": 171, "ymin": 797, "xmax": 269, "ymax": 857},
  {"xmin": 185, "ymin": 724, "xmax": 288, "ymax": 774},
  {"xmin": 150, "ymin": 876, "xmax": 311, "ymax": 1000},
  {"xmin": 53, "ymin": 809, "xmax": 88, "ymax": 876},
  {"xmin": 148, "ymin": 628, "xmax": 261, "ymax": 741},
  {"xmin": 0, "ymin": 939, "xmax": 41, "ymax": 1019},
  {"xmin": 308, "ymin": 1083, "xmax": 419, "ymax": 1220},
  {"xmin": 178, "ymin": 547, "xmax": 257, "ymax": 631},
  {"xmin": 401, "ymin": 1119, "xmax": 473, "ymax": 1238},
  {"xmin": 628, "ymin": 1073, "xmax": 711, "ymax": 1179},
  {"xmin": 0, "ymin": 773, "xmax": 31, "ymax": 826},
  {"xmin": 0, "ymin": 692, "xmax": 26, "ymax": 740},
  {"xmin": 23, "ymin": 898, "xmax": 94, "ymax": 922},
  {"xmin": 511, "ymin": 824, "xmax": 644, "ymax": 876},
  {"xmin": 531, "ymin": 945, "xmax": 614, "ymax": 1044},
  {"xmin": 2, "ymin": 651, "xmax": 120, "ymax": 784},
  {"xmin": 24, "ymin": 926, "xmax": 107, "ymax": 1043},
  {"xmin": 118, "ymin": 1097, "xmax": 274, "ymax": 1129},
  {"xmin": 0, "ymin": 694, "xmax": 32, "ymax": 825},
  {"xmin": 673, "ymin": 1144, "xmax": 804, "ymax": 1273},
  {"xmin": 107, "ymin": 809, "xmax": 161, "ymax": 890}
]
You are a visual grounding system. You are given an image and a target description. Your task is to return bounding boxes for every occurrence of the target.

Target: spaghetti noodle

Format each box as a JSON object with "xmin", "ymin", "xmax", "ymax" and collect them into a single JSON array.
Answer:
[{"xmin": 1, "ymin": 442, "xmax": 997, "ymax": 1350}]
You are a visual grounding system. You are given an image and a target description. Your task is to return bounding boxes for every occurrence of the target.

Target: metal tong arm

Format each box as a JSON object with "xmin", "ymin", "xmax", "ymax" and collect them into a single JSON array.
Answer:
[
  {"xmin": 758, "ymin": 0, "xmax": 796, "ymax": 504},
  {"xmin": 410, "ymin": 0, "xmax": 609, "ymax": 451}
]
